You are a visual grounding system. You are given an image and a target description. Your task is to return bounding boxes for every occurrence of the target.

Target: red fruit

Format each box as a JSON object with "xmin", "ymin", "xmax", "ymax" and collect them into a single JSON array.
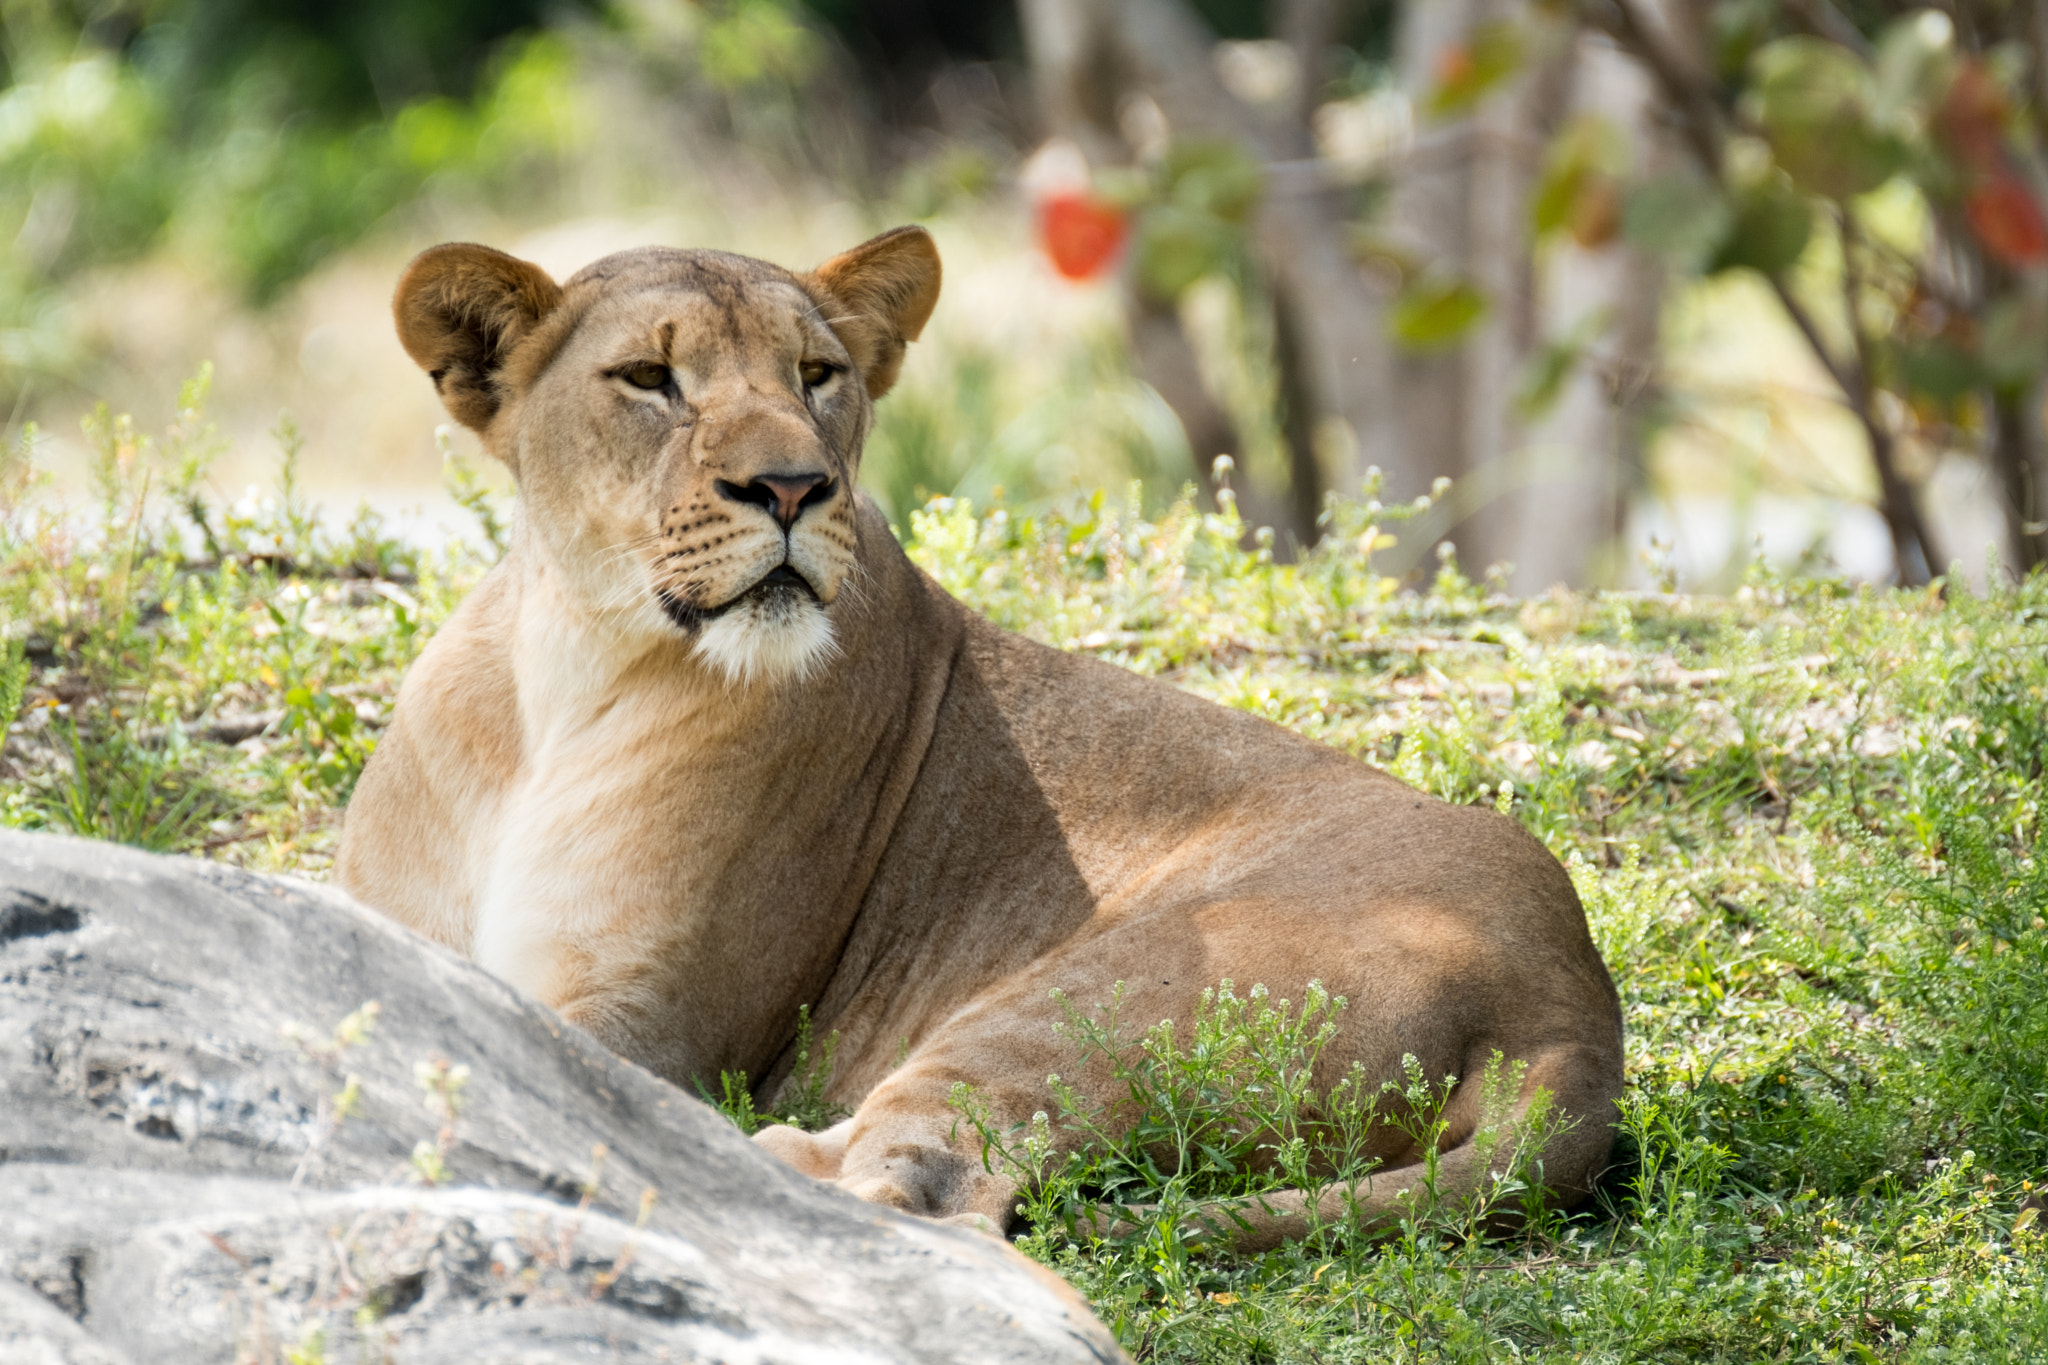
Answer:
[
  {"xmin": 1037, "ymin": 193, "xmax": 1127, "ymax": 281},
  {"xmin": 1966, "ymin": 175, "xmax": 2048, "ymax": 267}
]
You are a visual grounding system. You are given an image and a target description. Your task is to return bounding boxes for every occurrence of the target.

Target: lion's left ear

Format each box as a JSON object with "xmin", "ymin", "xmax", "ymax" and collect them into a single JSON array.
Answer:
[{"xmin": 808, "ymin": 226, "xmax": 941, "ymax": 401}]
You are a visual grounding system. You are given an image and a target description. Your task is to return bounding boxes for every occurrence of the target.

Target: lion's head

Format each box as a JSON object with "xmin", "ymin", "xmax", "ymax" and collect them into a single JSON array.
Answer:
[{"xmin": 392, "ymin": 228, "xmax": 941, "ymax": 685}]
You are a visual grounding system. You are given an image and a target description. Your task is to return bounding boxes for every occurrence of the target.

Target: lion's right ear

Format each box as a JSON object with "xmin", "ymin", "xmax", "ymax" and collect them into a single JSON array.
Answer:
[{"xmin": 393, "ymin": 244, "xmax": 563, "ymax": 431}]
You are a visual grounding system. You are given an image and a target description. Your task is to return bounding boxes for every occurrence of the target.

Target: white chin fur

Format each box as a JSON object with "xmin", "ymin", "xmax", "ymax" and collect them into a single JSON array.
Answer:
[{"xmin": 693, "ymin": 597, "xmax": 837, "ymax": 686}]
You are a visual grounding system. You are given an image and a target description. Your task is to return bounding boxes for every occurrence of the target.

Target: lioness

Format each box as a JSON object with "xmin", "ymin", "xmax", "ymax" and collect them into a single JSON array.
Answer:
[{"xmin": 336, "ymin": 227, "xmax": 1624, "ymax": 1247}]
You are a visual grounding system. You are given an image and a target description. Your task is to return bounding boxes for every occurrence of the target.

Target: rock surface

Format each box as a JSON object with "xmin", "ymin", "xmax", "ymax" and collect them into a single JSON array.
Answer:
[{"xmin": 0, "ymin": 830, "xmax": 1124, "ymax": 1364}]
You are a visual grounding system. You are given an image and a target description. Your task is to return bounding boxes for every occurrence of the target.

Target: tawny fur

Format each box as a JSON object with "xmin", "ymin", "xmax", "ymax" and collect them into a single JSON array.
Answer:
[{"xmin": 337, "ymin": 228, "xmax": 1626, "ymax": 1249}]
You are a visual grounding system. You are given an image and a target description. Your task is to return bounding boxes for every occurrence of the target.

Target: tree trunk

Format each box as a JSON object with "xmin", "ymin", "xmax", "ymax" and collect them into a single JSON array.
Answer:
[
  {"xmin": 1989, "ymin": 385, "xmax": 2048, "ymax": 575},
  {"xmin": 1387, "ymin": 1, "xmax": 1662, "ymax": 590}
]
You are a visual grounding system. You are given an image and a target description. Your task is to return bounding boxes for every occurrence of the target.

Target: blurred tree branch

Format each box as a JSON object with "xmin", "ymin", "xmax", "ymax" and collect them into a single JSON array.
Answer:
[
  {"xmin": 1021, "ymin": 0, "xmax": 1408, "ymax": 548},
  {"xmin": 1578, "ymin": 0, "xmax": 2048, "ymax": 582},
  {"xmin": 1025, "ymin": 0, "xmax": 1680, "ymax": 586}
]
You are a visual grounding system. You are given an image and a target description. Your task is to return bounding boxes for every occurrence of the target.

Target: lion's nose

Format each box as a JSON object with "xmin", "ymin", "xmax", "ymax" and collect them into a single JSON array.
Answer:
[{"xmin": 716, "ymin": 473, "xmax": 834, "ymax": 531}]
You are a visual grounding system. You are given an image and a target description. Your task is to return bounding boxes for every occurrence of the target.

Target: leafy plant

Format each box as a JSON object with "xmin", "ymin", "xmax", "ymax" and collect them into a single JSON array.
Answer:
[
  {"xmin": 699, "ymin": 1004, "xmax": 845, "ymax": 1136},
  {"xmin": 0, "ymin": 639, "xmax": 26, "ymax": 735},
  {"xmin": 956, "ymin": 982, "xmax": 1370, "ymax": 1247},
  {"xmin": 36, "ymin": 714, "xmax": 227, "ymax": 852},
  {"xmin": 441, "ymin": 430, "xmax": 509, "ymax": 560}
]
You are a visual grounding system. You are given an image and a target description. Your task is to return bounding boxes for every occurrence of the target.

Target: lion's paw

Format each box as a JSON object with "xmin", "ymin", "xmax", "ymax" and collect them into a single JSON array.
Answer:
[{"xmin": 752, "ymin": 1123, "xmax": 844, "ymax": 1180}]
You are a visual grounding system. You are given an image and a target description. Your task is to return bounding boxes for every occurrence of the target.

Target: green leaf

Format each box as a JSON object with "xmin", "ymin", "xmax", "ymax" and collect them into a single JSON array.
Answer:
[
  {"xmin": 1517, "ymin": 311, "xmax": 1608, "ymax": 418},
  {"xmin": 1894, "ymin": 337, "xmax": 1984, "ymax": 404},
  {"xmin": 1531, "ymin": 161, "xmax": 1591, "ymax": 239},
  {"xmin": 1160, "ymin": 139, "xmax": 1263, "ymax": 224},
  {"xmin": 1746, "ymin": 37, "xmax": 1903, "ymax": 199},
  {"xmin": 1425, "ymin": 20, "xmax": 1524, "ymax": 120},
  {"xmin": 1749, "ymin": 37, "xmax": 1872, "ymax": 131},
  {"xmin": 1133, "ymin": 206, "xmax": 1237, "ymax": 304},
  {"xmin": 1707, "ymin": 185, "xmax": 1813, "ymax": 275},
  {"xmin": 1622, "ymin": 171, "xmax": 1732, "ymax": 268},
  {"xmin": 1980, "ymin": 297, "xmax": 2048, "ymax": 391},
  {"xmin": 1388, "ymin": 275, "xmax": 1488, "ymax": 352},
  {"xmin": 1532, "ymin": 115, "xmax": 1628, "ymax": 240},
  {"xmin": 1709, "ymin": 0, "xmax": 1777, "ymax": 82}
]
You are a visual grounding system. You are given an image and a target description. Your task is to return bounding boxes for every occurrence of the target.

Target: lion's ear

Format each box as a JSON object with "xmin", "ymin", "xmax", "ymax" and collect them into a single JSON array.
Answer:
[
  {"xmin": 809, "ymin": 226, "xmax": 941, "ymax": 401},
  {"xmin": 393, "ymin": 243, "xmax": 563, "ymax": 431}
]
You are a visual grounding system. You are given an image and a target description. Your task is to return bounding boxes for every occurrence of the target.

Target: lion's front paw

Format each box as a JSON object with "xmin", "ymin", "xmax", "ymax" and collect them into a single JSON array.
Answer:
[
  {"xmin": 752, "ymin": 1122, "xmax": 847, "ymax": 1181},
  {"xmin": 840, "ymin": 1156, "xmax": 1016, "ymax": 1231},
  {"xmin": 840, "ymin": 1173, "xmax": 922, "ymax": 1213}
]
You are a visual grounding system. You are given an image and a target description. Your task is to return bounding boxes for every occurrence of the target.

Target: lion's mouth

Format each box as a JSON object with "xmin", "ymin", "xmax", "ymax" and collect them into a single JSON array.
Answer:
[
  {"xmin": 656, "ymin": 564, "xmax": 817, "ymax": 631},
  {"xmin": 752, "ymin": 565, "xmax": 815, "ymax": 596}
]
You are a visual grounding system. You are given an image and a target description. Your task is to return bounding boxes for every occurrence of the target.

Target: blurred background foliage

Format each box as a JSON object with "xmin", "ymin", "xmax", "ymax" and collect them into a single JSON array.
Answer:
[
  {"xmin": 5, "ymin": 0, "xmax": 578, "ymax": 310},
  {"xmin": 2, "ymin": 0, "xmax": 2046, "ymax": 587}
]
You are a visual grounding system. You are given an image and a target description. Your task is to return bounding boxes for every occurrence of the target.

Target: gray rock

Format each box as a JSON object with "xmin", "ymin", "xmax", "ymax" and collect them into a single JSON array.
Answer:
[{"xmin": 0, "ymin": 830, "xmax": 1124, "ymax": 1364}]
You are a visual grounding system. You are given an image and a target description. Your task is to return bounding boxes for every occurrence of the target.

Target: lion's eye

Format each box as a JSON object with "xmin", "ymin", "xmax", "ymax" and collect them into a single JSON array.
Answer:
[
  {"xmin": 623, "ymin": 363, "xmax": 669, "ymax": 391},
  {"xmin": 799, "ymin": 360, "xmax": 836, "ymax": 389}
]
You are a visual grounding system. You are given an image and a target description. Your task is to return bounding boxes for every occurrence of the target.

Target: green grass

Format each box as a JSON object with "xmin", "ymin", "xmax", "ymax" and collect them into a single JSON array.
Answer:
[{"xmin": 3, "ymin": 385, "xmax": 2045, "ymax": 1361}]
